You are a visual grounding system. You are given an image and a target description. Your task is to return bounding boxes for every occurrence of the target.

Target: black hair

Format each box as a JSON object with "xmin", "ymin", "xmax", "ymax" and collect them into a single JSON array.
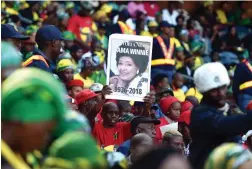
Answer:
[
  {"xmin": 70, "ymin": 45, "xmax": 82, "ymax": 53},
  {"xmin": 152, "ymin": 74, "xmax": 168, "ymax": 88},
  {"xmin": 118, "ymin": 100, "xmax": 131, "ymax": 112},
  {"xmin": 116, "ymin": 41, "xmax": 149, "ymax": 74}
]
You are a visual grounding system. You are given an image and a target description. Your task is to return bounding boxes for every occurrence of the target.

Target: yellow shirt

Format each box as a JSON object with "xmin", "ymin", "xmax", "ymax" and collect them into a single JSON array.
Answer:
[
  {"xmin": 173, "ymin": 89, "xmax": 185, "ymax": 102},
  {"xmin": 193, "ymin": 56, "xmax": 204, "ymax": 70},
  {"xmin": 74, "ymin": 73, "xmax": 94, "ymax": 89},
  {"xmin": 186, "ymin": 87, "xmax": 203, "ymax": 103}
]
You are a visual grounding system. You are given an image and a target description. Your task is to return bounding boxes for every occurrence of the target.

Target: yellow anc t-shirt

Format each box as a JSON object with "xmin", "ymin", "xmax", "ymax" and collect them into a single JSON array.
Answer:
[{"xmin": 74, "ymin": 73, "xmax": 94, "ymax": 89}]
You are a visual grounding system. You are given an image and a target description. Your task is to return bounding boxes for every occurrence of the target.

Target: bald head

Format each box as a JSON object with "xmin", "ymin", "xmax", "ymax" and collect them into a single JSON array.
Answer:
[
  {"xmin": 102, "ymin": 102, "xmax": 119, "ymax": 113},
  {"xmin": 131, "ymin": 133, "xmax": 153, "ymax": 148}
]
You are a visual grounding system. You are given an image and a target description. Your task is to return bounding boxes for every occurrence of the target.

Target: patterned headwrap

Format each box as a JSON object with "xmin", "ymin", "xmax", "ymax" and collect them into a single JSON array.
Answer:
[
  {"xmin": 2, "ymin": 68, "xmax": 67, "ymax": 123},
  {"xmin": 56, "ymin": 59, "xmax": 75, "ymax": 72},
  {"xmin": 42, "ymin": 132, "xmax": 108, "ymax": 169},
  {"xmin": 204, "ymin": 143, "xmax": 252, "ymax": 169}
]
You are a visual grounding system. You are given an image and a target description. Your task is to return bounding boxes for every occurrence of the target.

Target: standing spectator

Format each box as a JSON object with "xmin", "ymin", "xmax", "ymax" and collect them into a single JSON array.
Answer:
[
  {"xmin": 140, "ymin": 21, "xmax": 158, "ymax": 37},
  {"xmin": 190, "ymin": 62, "xmax": 252, "ymax": 169},
  {"xmin": 1, "ymin": 24, "xmax": 29, "ymax": 50},
  {"xmin": 151, "ymin": 21, "xmax": 178, "ymax": 82},
  {"xmin": 23, "ymin": 25, "xmax": 64, "ymax": 74}
]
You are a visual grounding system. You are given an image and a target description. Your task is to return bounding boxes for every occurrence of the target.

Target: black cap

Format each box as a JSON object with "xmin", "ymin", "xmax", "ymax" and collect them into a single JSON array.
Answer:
[
  {"xmin": 130, "ymin": 116, "xmax": 160, "ymax": 133},
  {"xmin": 2, "ymin": 24, "xmax": 29, "ymax": 40},
  {"xmin": 35, "ymin": 25, "xmax": 65, "ymax": 42},
  {"xmin": 159, "ymin": 21, "xmax": 171, "ymax": 28}
]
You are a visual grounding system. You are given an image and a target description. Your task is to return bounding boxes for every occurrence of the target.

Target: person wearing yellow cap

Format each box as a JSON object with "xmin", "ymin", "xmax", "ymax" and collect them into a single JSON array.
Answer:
[
  {"xmin": 1, "ymin": 68, "xmax": 68, "ymax": 169},
  {"xmin": 140, "ymin": 20, "xmax": 158, "ymax": 38},
  {"xmin": 56, "ymin": 59, "xmax": 75, "ymax": 85}
]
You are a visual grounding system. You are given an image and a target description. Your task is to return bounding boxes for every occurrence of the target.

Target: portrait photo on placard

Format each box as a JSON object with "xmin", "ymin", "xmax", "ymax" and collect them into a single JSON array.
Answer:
[{"xmin": 106, "ymin": 34, "xmax": 153, "ymax": 101}]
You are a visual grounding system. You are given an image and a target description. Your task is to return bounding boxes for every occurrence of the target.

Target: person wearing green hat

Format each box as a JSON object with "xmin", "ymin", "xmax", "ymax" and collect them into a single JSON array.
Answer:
[
  {"xmin": 1, "ymin": 68, "xmax": 68, "ymax": 169},
  {"xmin": 52, "ymin": 109, "xmax": 91, "ymax": 140},
  {"xmin": 56, "ymin": 59, "xmax": 75, "ymax": 85},
  {"xmin": 42, "ymin": 131, "xmax": 108, "ymax": 169},
  {"xmin": 1, "ymin": 42, "xmax": 22, "ymax": 83},
  {"xmin": 62, "ymin": 31, "xmax": 76, "ymax": 53}
]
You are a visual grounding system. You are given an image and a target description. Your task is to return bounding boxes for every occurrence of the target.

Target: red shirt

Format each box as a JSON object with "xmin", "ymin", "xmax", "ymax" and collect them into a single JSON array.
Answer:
[
  {"xmin": 67, "ymin": 15, "xmax": 94, "ymax": 39},
  {"xmin": 155, "ymin": 117, "xmax": 169, "ymax": 142},
  {"xmin": 92, "ymin": 122, "xmax": 131, "ymax": 147}
]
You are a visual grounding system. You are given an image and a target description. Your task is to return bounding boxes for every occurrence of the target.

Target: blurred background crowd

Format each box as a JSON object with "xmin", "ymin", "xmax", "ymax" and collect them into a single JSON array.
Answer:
[{"xmin": 1, "ymin": 1, "xmax": 252, "ymax": 169}]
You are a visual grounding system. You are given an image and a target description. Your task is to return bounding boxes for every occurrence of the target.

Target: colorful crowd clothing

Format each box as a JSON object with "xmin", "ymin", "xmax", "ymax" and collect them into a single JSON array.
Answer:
[
  {"xmin": 92, "ymin": 122, "xmax": 131, "ymax": 147},
  {"xmin": 233, "ymin": 59, "xmax": 252, "ymax": 112},
  {"xmin": 74, "ymin": 73, "xmax": 94, "ymax": 89},
  {"xmin": 23, "ymin": 48, "xmax": 55, "ymax": 73}
]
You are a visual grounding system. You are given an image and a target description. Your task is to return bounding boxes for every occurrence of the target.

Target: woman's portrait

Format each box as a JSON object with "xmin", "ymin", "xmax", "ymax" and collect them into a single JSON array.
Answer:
[{"xmin": 109, "ymin": 41, "xmax": 150, "ymax": 97}]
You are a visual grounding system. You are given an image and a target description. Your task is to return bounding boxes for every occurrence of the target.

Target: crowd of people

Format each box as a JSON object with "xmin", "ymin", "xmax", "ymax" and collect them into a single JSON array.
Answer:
[{"xmin": 1, "ymin": 1, "xmax": 252, "ymax": 169}]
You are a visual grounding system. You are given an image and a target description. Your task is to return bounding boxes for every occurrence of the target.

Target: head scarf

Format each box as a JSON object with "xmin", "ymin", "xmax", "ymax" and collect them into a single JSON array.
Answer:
[
  {"xmin": 43, "ymin": 132, "xmax": 108, "ymax": 169},
  {"xmin": 204, "ymin": 143, "xmax": 252, "ymax": 169},
  {"xmin": 53, "ymin": 110, "xmax": 91, "ymax": 138},
  {"xmin": 181, "ymin": 101, "xmax": 193, "ymax": 113},
  {"xmin": 159, "ymin": 96, "xmax": 179, "ymax": 114},
  {"xmin": 62, "ymin": 31, "xmax": 76, "ymax": 41},
  {"xmin": 2, "ymin": 68, "xmax": 67, "ymax": 123},
  {"xmin": 1, "ymin": 42, "xmax": 22, "ymax": 69},
  {"xmin": 56, "ymin": 59, "xmax": 75, "ymax": 72}
]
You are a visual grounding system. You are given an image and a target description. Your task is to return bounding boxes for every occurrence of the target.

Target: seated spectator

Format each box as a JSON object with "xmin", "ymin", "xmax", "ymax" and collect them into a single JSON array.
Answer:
[
  {"xmin": 162, "ymin": 130, "xmax": 185, "ymax": 156},
  {"xmin": 155, "ymin": 96, "xmax": 181, "ymax": 142},
  {"xmin": 128, "ymin": 133, "xmax": 153, "ymax": 166},
  {"xmin": 178, "ymin": 110, "xmax": 192, "ymax": 156},
  {"xmin": 152, "ymin": 74, "xmax": 170, "ymax": 93},
  {"xmin": 172, "ymin": 73, "xmax": 185, "ymax": 102}
]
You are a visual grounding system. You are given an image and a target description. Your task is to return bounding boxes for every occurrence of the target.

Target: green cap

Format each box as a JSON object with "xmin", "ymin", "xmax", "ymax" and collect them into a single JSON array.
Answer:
[
  {"xmin": 1, "ymin": 42, "xmax": 22, "ymax": 69},
  {"xmin": 62, "ymin": 31, "xmax": 76, "ymax": 41},
  {"xmin": 53, "ymin": 110, "xmax": 91, "ymax": 138},
  {"xmin": 2, "ymin": 68, "xmax": 68, "ymax": 123},
  {"xmin": 43, "ymin": 132, "xmax": 108, "ymax": 169}
]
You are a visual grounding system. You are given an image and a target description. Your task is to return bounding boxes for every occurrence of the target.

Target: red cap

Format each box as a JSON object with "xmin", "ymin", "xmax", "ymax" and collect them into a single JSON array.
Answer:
[
  {"xmin": 178, "ymin": 110, "xmax": 191, "ymax": 125},
  {"xmin": 67, "ymin": 80, "xmax": 84, "ymax": 89},
  {"xmin": 160, "ymin": 96, "xmax": 179, "ymax": 114},
  {"xmin": 181, "ymin": 101, "xmax": 193, "ymax": 113},
  {"xmin": 74, "ymin": 89, "xmax": 97, "ymax": 105}
]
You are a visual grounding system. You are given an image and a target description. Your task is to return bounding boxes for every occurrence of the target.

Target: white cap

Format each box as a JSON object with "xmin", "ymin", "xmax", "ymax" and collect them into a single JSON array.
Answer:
[
  {"xmin": 193, "ymin": 62, "xmax": 230, "ymax": 93},
  {"xmin": 89, "ymin": 83, "xmax": 103, "ymax": 92},
  {"xmin": 242, "ymin": 130, "xmax": 252, "ymax": 143}
]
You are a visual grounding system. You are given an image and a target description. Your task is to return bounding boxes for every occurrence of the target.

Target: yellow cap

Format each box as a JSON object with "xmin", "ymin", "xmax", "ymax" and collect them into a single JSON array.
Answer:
[{"xmin": 148, "ymin": 21, "xmax": 158, "ymax": 27}]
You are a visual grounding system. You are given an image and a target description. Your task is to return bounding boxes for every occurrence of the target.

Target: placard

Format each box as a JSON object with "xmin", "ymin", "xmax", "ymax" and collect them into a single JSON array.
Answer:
[{"xmin": 105, "ymin": 34, "xmax": 153, "ymax": 101}]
